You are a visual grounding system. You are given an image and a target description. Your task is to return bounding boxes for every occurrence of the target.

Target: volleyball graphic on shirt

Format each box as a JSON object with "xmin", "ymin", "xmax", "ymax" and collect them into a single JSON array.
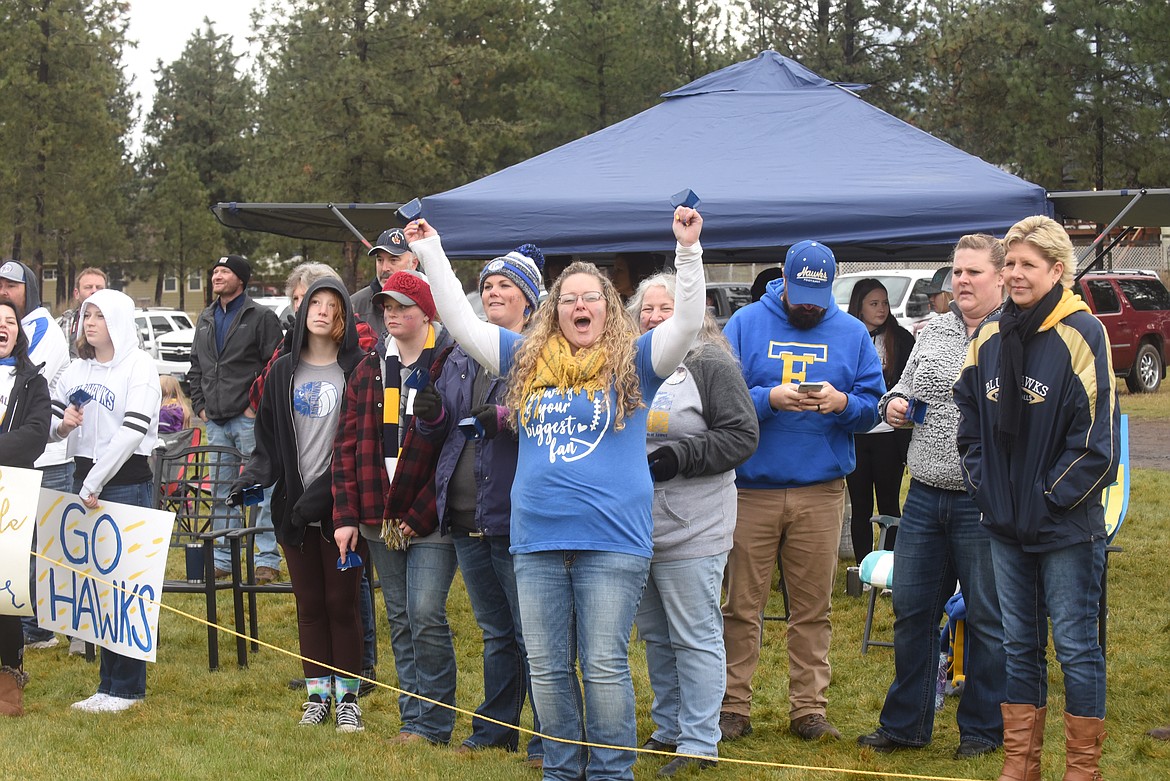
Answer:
[{"xmin": 293, "ymin": 380, "xmax": 339, "ymax": 418}]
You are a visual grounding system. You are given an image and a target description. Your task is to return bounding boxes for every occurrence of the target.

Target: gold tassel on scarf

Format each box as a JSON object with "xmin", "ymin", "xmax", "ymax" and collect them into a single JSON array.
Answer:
[
  {"xmin": 381, "ymin": 519, "xmax": 409, "ymax": 551},
  {"xmin": 518, "ymin": 334, "xmax": 610, "ymax": 426}
]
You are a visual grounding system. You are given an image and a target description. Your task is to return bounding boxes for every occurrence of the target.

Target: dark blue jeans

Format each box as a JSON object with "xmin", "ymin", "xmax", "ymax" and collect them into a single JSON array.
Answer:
[
  {"xmin": 360, "ymin": 566, "xmax": 377, "ymax": 671},
  {"xmin": 454, "ymin": 534, "xmax": 543, "ymax": 757},
  {"xmin": 989, "ymin": 536, "xmax": 1106, "ymax": 718},
  {"xmin": 877, "ymin": 481, "xmax": 1005, "ymax": 748},
  {"xmin": 75, "ymin": 478, "xmax": 152, "ymax": 700}
]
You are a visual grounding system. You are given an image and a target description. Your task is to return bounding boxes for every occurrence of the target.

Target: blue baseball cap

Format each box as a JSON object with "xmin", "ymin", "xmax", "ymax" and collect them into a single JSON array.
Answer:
[{"xmin": 783, "ymin": 240, "xmax": 836, "ymax": 308}]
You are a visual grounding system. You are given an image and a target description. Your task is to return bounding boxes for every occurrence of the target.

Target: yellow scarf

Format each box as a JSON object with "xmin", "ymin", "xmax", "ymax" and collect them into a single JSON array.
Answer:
[{"xmin": 518, "ymin": 334, "xmax": 609, "ymax": 426}]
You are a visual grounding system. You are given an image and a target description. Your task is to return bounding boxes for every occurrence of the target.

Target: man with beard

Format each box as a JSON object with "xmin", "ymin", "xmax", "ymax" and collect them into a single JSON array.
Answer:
[
  {"xmin": 351, "ymin": 228, "xmax": 419, "ymax": 352},
  {"xmin": 718, "ymin": 240, "xmax": 884, "ymax": 743}
]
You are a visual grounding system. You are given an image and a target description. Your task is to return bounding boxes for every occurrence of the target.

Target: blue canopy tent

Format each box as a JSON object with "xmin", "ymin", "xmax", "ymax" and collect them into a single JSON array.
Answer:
[{"xmin": 420, "ymin": 51, "xmax": 1051, "ymax": 262}]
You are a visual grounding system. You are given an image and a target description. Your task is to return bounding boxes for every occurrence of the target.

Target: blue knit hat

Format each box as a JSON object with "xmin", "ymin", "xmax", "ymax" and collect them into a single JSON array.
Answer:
[{"xmin": 479, "ymin": 244, "xmax": 545, "ymax": 312}]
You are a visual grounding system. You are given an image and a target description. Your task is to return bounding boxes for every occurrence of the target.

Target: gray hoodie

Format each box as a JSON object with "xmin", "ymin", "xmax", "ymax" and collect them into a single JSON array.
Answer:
[{"xmin": 644, "ymin": 343, "xmax": 758, "ymax": 561}]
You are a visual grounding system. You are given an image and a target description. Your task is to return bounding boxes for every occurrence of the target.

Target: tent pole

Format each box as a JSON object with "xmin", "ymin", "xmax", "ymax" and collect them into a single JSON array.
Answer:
[
  {"xmin": 327, "ymin": 203, "xmax": 373, "ymax": 249},
  {"xmin": 1074, "ymin": 189, "xmax": 1148, "ymax": 277}
]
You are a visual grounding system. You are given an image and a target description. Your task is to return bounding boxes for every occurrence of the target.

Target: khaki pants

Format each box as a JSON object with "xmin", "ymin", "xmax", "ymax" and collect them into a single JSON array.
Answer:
[{"xmin": 721, "ymin": 481, "xmax": 844, "ymax": 721}]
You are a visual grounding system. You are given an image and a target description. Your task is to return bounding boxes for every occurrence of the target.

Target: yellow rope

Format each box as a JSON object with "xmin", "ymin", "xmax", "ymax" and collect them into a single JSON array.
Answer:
[{"xmin": 32, "ymin": 551, "xmax": 986, "ymax": 781}]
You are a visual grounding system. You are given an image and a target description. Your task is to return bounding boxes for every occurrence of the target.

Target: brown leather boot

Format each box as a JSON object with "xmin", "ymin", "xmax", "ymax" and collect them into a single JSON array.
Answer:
[
  {"xmin": 999, "ymin": 703, "xmax": 1046, "ymax": 781},
  {"xmin": 0, "ymin": 666, "xmax": 29, "ymax": 717},
  {"xmin": 1063, "ymin": 712, "xmax": 1105, "ymax": 781}
]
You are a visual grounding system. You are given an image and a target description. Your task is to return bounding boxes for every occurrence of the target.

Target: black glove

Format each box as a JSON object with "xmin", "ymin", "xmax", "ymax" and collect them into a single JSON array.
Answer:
[
  {"xmin": 647, "ymin": 446, "xmax": 679, "ymax": 482},
  {"xmin": 470, "ymin": 404, "xmax": 505, "ymax": 440},
  {"xmin": 226, "ymin": 488, "xmax": 243, "ymax": 508},
  {"xmin": 412, "ymin": 382, "xmax": 443, "ymax": 423}
]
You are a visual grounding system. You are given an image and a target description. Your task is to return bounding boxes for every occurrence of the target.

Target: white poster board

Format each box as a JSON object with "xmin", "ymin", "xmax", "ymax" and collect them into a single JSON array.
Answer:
[
  {"xmin": 35, "ymin": 489, "xmax": 174, "ymax": 662},
  {"xmin": 0, "ymin": 466, "xmax": 44, "ymax": 616}
]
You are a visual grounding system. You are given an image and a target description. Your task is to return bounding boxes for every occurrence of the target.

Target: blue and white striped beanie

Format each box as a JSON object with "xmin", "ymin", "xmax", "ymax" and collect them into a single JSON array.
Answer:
[{"xmin": 479, "ymin": 244, "xmax": 546, "ymax": 312}]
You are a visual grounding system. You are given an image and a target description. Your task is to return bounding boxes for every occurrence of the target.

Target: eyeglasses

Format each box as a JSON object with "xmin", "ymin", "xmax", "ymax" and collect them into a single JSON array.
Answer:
[{"xmin": 557, "ymin": 291, "xmax": 604, "ymax": 307}]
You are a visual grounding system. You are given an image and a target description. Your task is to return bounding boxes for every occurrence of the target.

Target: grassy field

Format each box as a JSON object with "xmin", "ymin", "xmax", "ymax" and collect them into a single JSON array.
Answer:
[{"xmin": 4, "ymin": 391, "xmax": 1169, "ymax": 780}]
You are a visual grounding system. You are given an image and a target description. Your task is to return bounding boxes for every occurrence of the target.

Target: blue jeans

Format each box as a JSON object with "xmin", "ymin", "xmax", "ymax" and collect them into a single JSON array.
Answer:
[
  {"xmin": 367, "ymin": 537, "xmax": 458, "ymax": 743},
  {"xmin": 76, "ymin": 479, "xmax": 153, "ymax": 700},
  {"xmin": 24, "ymin": 463, "xmax": 76, "ymax": 643},
  {"xmin": 990, "ymin": 536, "xmax": 1106, "ymax": 718},
  {"xmin": 360, "ymin": 567, "xmax": 377, "ymax": 671},
  {"xmin": 454, "ymin": 534, "xmax": 542, "ymax": 758},
  {"xmin": 204, "ymin": 414, "xmax": 280, "ymax": 571},
  {"xmin": 878, "ymin": 481, "xmax": 1005, "ymax": 748},
  {"xmin": 515, "ymin": 550, "xmax": 650, "ymax": 781},
  {"xmin": 635, "ymin": 552, "xmax": 727, "ymax": 758}
]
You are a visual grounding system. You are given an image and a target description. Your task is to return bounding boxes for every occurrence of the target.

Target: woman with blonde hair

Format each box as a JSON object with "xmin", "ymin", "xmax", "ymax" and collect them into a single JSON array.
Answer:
[
  {"xmin": 956, "ymin": 216, "xmax": 1118, "ymax": 781},
  {"xmin": 406, "ymin": 209, "xmax": 706, "ymax": 781}
]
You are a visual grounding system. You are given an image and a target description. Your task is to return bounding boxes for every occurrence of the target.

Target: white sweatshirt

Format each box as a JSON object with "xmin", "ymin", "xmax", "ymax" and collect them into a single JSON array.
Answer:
[{"xmin": 50, "ymin": 289, "xmax": 160, "ymax": 501}]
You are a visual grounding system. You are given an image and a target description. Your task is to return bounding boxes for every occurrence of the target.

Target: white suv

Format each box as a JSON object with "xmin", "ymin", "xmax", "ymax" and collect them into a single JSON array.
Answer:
[
  {"xmin": 832, "ymin": 270, "xmax": 939, "ymax": 329},
  {"xmin": 133, "ymin": 308, "xmax": 195, "ymax": 379}
]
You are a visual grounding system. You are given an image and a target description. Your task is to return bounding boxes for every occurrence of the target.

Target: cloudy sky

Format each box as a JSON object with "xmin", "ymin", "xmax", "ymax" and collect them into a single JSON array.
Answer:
[{"xmin": 124, "ymin": 0, "xmax": 267, "ymax": 145}]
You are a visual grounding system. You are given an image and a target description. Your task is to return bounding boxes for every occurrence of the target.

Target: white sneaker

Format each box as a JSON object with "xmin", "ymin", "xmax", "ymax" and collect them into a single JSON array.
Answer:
[
  {"xmin": 25, "ymin": 636, "xmax": 60, "ymax": 650},
  {"xmin": 71, "ymin": 693, "xmax": 112, "ymax": 712},
  {"xmin": 89, "ymin": 695, "xmax": 139, "ymax": 713}
]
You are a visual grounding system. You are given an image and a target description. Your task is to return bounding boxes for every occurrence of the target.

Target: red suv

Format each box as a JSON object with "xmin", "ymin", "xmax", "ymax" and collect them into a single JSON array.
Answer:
[{"xmin": 1078, "ymin": 270, "xmax": 1170, "ymax": 393}]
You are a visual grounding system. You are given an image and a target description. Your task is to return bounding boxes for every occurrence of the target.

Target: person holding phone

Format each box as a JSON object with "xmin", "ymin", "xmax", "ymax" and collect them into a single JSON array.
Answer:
[
  {"xmin": 411, "ymin": 246, "xmax": 547, "ymax": 765},
  {"xmin": 845, "ymin": 279, "xmax": 915, "ymax": 564},
  {"xmin": 720, "ymin": 241, "xmax": 884, "ymax": 742},
  {"xmin": 51, "ymin": 290, "xmax": 161, "ymax": 713},
  {"xmin": 331, "ymin": 270, "xmax": 458, "ymax": 745},
  {"xmin": 858, "ymin": 234, "xmax": 1007, "ymax": 759},
  {"xmin": 232, "ymin": 278, "xmax": 368, "ymax": 731}
]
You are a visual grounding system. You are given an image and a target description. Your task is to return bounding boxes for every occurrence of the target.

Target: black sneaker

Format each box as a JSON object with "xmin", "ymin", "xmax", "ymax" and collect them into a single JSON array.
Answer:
[
  {"xmin": 335, "ymin": 696, "xmax": 364, "ymax": 733},
  {"xmin": 299, "ymin": 695, "xmax": 331, "ymax": 726}
]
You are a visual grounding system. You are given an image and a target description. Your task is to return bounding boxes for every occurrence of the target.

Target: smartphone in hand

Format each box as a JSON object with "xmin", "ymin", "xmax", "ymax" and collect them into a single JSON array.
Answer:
[{"xmin": 797, "ymin": 382, "xmax": 824, "ymax": 394}]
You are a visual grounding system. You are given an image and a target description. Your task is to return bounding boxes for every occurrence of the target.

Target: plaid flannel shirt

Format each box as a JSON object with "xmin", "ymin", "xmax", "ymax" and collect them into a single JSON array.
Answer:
[{"xmin": 332, "ymin": 346, "xmax": 451, "ymax": 535}]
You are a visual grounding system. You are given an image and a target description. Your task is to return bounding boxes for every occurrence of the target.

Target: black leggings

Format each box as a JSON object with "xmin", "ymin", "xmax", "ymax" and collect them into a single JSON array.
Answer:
[{"xmin": 847, "ymin": 430, "xmax": 910, "ymax": 565}]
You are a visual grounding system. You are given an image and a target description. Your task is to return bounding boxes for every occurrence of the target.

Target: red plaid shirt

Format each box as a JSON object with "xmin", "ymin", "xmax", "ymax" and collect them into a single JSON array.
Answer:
[{"xmin": 331, "ymin": 346, "xmax": 451, "ymax": 535}]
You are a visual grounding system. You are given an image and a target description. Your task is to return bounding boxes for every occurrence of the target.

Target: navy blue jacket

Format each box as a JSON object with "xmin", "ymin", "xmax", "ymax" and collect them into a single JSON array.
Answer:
[
  {"xmin": 416, "ymin": 345, "xmax": 517, "ymax": 537},
  {"xmin": 955, "ymin": 289, "xmax": 1119, "ymax": 552}
]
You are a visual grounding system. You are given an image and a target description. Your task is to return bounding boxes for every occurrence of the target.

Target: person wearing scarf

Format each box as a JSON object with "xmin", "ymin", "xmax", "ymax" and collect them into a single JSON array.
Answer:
[
  {"xmin": 406, "ymin": 208, "xmax": 706, "ymax": 781},
  {"xmin": 330, "ymin": 270, "xmax": 457, "ymax": 745},
  {"xmin": 955, "ymin": 216, "xmax": 1119, "ymax": 781}
]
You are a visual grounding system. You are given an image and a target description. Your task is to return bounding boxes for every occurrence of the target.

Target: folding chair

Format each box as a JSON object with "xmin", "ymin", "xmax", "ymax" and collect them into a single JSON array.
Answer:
[
  {"xmin": 859, "ymin": 514, "xmax": 899, "ymax": 654},
  {"xmin": 155, "ymin": 444, "xmax": 247, "ymax": 670}
]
